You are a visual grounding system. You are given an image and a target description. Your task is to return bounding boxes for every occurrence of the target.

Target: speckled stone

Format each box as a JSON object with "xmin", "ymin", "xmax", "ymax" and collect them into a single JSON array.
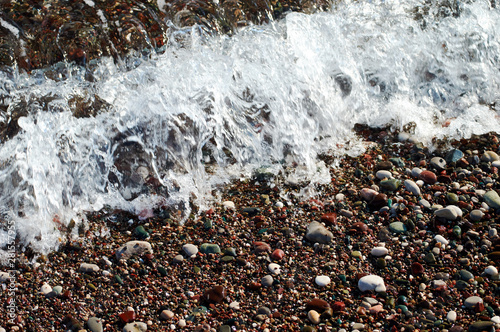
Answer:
[{"xmin": 116, "ymin": 241, "xmax": 153, "ymax": 260}]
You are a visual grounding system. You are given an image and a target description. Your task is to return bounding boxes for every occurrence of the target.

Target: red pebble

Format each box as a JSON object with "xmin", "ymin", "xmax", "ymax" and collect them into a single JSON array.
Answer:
[
  {"xmin": 306, "ymin": 298, "xmax": 331, "ymax": 312},
  {"xmin": 419, "ymin": 170, "xmax": 437, "ymax": 184},
  {"xmin": 332, "ymin": 301, "xmax": 346, "ymax": 312},
  {"xmin": 271, "ymin": 249, "xmax": 285, "ymax": 261},
  {"xmin": 320, "ymin": 213, "xmax": 337, "ymax": 225},
  {"xmin": 411, "ymin": 262, "xmax": 424, "ymax": 275},
  {"xmin": 119, "ymin": 310, "xmax": 136, "ymax": 323}
]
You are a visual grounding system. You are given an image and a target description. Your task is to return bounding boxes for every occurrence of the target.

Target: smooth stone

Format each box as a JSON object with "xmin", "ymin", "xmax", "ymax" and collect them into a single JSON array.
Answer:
[
  {"xmin": 271, "ymin": 249, "xmax": 285, "ymax": 260},
  {"xmin": 320, "ymin": 213, "xmax": 338, "ymax": 225},
  {"xmin": 229, "ymin": 302, "xmax": 240, "ymax": 310},
  {"xmin": 491, "ymin": 316, "xmax": 500, "ymax": 324},
  {"xmin": 203, "ymin": 286, "xmax": 226, "ymax": 304},
  {"xmin": 470, "ymin": 209, "xmax": 484, "ymax": 221},
  {"xmin": 360, "ymin": 188, "xmax": 379, "ymax": 201},
  {"xmin": 419, "ymin": 170, "xmax": 437, "ymax": 184},
  {"xmin": 404, "ymin": 179, "xmax": 420, "ymax": 196},
  {"xmin": 41, "ymin": 283, "xmax": 52, "ymax": 295},
  {"xmin": 261, "ymin": 275, "xmax": 274, "ymax": 287},
  {"xmin": 178, "ymin": 320, "xmax": 186, "ymax": 328},
  {"xmin": 79, "ymin": 263, "xmax": 100, "ymax": 273},
  {"xmin": 315, "ymin": 275, "xmax": 331, "ymax": 287},
  {"xmin": 308, "ymin": 310, "xmax": 321, "ymax": 324},
  {"xmin": 52, "ymin": 285, "xmax": 63, "ymax": 295},
  {"xmin": 485, "ymin": 266, "xmax": 498, "ymax": 275},
  {"xmin": 306, "ymin": 221, "xmax": 333, "ymax": 244},
  {"xmin": 222, "ymin": 201, "xmax": 236, "ymax": 209},
  {"xmin": 87, "ymin": 317, "xmax": 104, "ymax": 332},
  {"xmin": 446, "ymin": 192, "xmax": 459, "ymax": 204},
  {"xmin": 435, "ymin": 206, "xmax": 459, "ymax": 220},
  {"xmin": 446, "ymin": 149, "xmax": 464, "ymax": 163},
  {"xmin": 200, "ymin": 243, "xmax": 221, "ymax": 254},
  {"xmin": 389, "ymin": 222, "xmax": 407, "ymax": 234},
  {"xmin": 182, "ymin": 244, "xmax": 198, "ymax": 257},
  {"xmin": 411, "ymin": 262, "xmax": 424, "ymax": 274},
  {"xmin": 268, "ymin": 263, "xmax": 281, "ymax": 275},
  {"xmin": 389, "ymin": 157, "xmax": 405, "ymax": 167},
  {"xmin": 116, "ymin": 241, "xmax": 152, "ymax": 260},
  {"xmin": 483, "ymin": 190, "xmax": 500, "ymax": 209},
  {"xmin": 411, "ymin": 167, "xmax": 423, "ymax": 178},
  {"xmin": 257, "ymin": 306, "xmax": 272, "ymax": 316},
  {"xmin": 160, "ymin": 310, "xmax": 174, "ymax": 320},
  {"xmin": 424, "ymin": 252, "xmax": 436, "ymax": 264},
  {"xmin": 468, "ymin": 321, "xmax": 494, "ymax": 332},
  {"xmin": 430, "ymin": 156, "xmax": 447, "ymax": 171},
  {"xmin": 376, "ymin": 170, "xmax": 392, "ymax": 180},
  {"xmin": 133, "ymin": 226, "xmax": 149, "ymax": 239},
  {"xmin": 123, "ymin": 322, "xmax": 147, "ymax": 332},
  {"xmin": 224, "ymin": 247, "xmax": 237, "ymax": 257},
  {"xmin": 460, "ymin": 269, "xmax": 474, "ymax": 281},
  {"xmin": 434, "ymin": 235, "xmax": 449, "ymax": 245},
  {"xmin": 380, "ymin": 179, "xmax": 400, "ymax": 191},
  {"xmin": 219, "ymin": 325, "xmax": 231, "ymax": 332},
  {"xmin": 371, "ymin": 247, "xmax": 389, "ymax": 257},
  {"xmin": 464, "ymin": 296, "xmax": 482, "ymax": 309},
  {"xmin": 376, "ymin": 161, "xmax": 394, "ymax": 170},
  {"xmin": 173, "ymin": 255, "xmax": 184, "ymax": 263},
  {"xmin": 358, "ymin": 275, "xmax": 386, "ymax": 292},
  {"xmin": 446, "ymin": 310, "xmax": 457, "ymax": 322},
  {"xmin": 352, "ymin": 323, "xmax": 365, "ymax": 330},
  {"xmin": 482, "ymin": 151, "xmax": 500, "ymax": 162},
  {"xmin": 306, "ymin": 298, "xmax": 331, "ymax": 312}
]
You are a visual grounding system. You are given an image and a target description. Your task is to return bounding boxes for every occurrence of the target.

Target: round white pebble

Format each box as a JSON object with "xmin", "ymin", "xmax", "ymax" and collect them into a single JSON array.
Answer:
[
  {"xmin": 485, "ymin": 265, "xmax": 498, "ymax": 276},
  {"xmin": 315, "ymin": 275, "xmax": 331, "ymax": 287}
]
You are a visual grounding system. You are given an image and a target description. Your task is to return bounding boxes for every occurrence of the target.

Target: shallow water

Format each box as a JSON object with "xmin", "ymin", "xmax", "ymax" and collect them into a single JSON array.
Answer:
[{"xmin": 0, "ymin": 0, "xmax": 499, "ymax": 255}]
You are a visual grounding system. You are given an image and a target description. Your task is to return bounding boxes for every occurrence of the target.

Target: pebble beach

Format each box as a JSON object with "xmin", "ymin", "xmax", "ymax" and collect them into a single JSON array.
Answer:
[{"xmin": 2, "ymin": 127, "xmax": 500, "ymax": 332}]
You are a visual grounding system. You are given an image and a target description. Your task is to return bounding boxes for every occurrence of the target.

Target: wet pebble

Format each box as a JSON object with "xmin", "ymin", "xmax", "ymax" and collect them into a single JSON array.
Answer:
[{"xmin": 470, "ymin": 209, "xmax": 484, "ymax": 221}]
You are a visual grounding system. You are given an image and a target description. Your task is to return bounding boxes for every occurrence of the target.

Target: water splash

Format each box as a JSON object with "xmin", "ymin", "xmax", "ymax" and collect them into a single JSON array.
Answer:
[{"xmin": 0, "ymin": 0, "xmax": 499, "ymax": 255}]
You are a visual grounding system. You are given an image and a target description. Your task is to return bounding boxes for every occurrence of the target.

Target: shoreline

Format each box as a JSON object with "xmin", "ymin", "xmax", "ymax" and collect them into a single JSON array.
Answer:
[{"xmin": 2, "ymin": 128, "xmax": 500, "ymax": 332}]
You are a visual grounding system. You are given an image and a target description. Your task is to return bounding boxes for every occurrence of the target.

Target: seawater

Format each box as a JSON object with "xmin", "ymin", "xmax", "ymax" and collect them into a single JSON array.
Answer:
[{"xmin": 0, "ymin": 0, "xmax": 499, "ymax": 255}]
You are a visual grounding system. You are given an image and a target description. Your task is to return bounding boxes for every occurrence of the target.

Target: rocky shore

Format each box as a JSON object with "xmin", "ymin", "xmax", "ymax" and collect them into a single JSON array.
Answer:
[{"xmin": 2, "ymin": 128, "xmax": 500, "ymax": 332}]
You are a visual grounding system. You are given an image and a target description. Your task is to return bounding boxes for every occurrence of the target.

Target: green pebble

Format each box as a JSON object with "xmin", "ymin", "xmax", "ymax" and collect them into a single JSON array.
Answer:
[
  {"xmin": 221, "ymin": 256, "xmax": 234, "ymax": 262},
  {"xmin": 380, "ymin": 179, "xmax": 401, "ymax": 191},
  {"xmin": 389, "ymin": 222, "xmax": 407, "ymax": 234},
  {"xmin": 224, "ymin": 248, "xmax": 237, "ymax": 256},
  {"xmin": 257, "ymin": 228, "xmax": 268, "ymax": 234},
  {"xmin": 204, "ymin": 220, "xmax": 213, "ymax": 229},
  {"xmin": 134, "ymin": 226, "xmax": 149, "ymax": 239},
  {"xmin": 424, "ymin": 252, "xmax": 436, "ymax": 264},
  {"xmin": 446, "ymin": 193, "xmax": 459, "ymax": 205},
  {"xmin": 453, "ymin": 225, "xmax": 462, "ymax": 237},
  {"xmin": 88, "ymin": 283, "xmax": 96, "ymax": 291},
  {"xmin": 351, "ymin": 251, "xmax": 362, "ymax": 258},
  {"xmin": 158, "ymin": 266, "xmax": 167, "ymax": 276},
  {"xmin": 376, "ymin": 258, "xmax": 387, "ymax": 268},
  {"xmin": 194, "ymin": 266, "xmax": 201, "ymax": 273},
  {"xmin": 115, "ymin": 275, "xmax": 123, "ymax": 285},
  {"xmin": 200, "ymin": 243, "xmax": 221, "ymax": 254},
  {"xmin": 396, "ymin": 304, "xmax": 408, "ymax": 312}
]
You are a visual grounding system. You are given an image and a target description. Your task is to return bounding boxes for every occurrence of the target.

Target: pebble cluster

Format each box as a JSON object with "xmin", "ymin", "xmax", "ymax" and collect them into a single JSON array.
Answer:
[{"xmin": 1, "ymin": 128, "xmax": 500, "ymax": 332}]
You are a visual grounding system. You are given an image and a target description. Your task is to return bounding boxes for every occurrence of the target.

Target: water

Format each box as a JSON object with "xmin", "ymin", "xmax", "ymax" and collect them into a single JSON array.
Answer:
[{"xmin": 0, "ymin": 0, "xmax": 499, "ymax": 256}]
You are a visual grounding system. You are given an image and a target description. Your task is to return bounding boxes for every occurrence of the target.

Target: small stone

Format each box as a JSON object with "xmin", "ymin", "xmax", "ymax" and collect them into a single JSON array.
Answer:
[
  {"xmin": 306, "ymin": 299, "xmax": 331, "ymax": 312},
  {"xmin": 200, "ymin": 243, "xmax": 221, "ymax": 254},
  {"xmin": 123, "ymin": 322, "xmax": 147, "ymax": 332},
  {"xmin": 52, "ymin": 285, "xmax": 63, "ymax": 295},
  {"xmin": 380, "ymin": 178, "xmax": 400, "ymax": 191},
  {"xmin": 485, "ymin": 265, "xmax": 498, "ymax": 276},
  {"xmin": 376, "ymin": 161, "xmax": 394, "ymax": 170},
  {"xmin": 464, "ymin": 296, "xmax": 483, "ymax": 309},
  {"xmin": 178, "ymin": 319, "xmax": 186, "ymax": 328},
  {"xmin": 358, "ymin": 275, "xmax": 386, "ymax": 292},
  {"xmin": 87, "ymin": 317, "xmax": 103, "ymax": 332},
  {"xmin": 271, "ymin": 249, "xmax": 285, "ymax": 260},
  {"xmin": 257, "ymin": 306, "xmax": 272, "ymax": 316},
  {"xmin": 308, "ymin": 310, "xmax": 321, "ymax": 324},
  {"xmin": 320, "ymin": 213, "xmax": 337, "ymax": 225},
  {"xmin": 229, "ymin": 302, "xmax": 240, "ymax": 310},
  {"xmin": 182, "ymin": 244, "xmax": 198, "ymax": 257},
  {"xmin": 160, "ymin": 310, "xmax": 174, "ymax": 320},
  {"xmin": 133, "ymin": 226, "xmax": 149, "ymax": 239},
  {"xmin": 268, "ymin": 263, "xmax": 281, "ymax": 275},
  {"xmin": 424, "ymin": 252, "xmax": 436, "ymax": 264},
  {"xmin": 434, "ymin": 235, "xmax": 449, "ymax": 245},
  {"xmin": 430, "ymin": 157, "xmax": 446, "ymax": 171},
  {"xmin": 411, "ymin": 167, "xmax": 423, "ymax": 178},
  {"xmin": 116, "ymin": 241, "xmax": 152, "ymax": 261},
  {"xmin": 483, "ymin": 190, "xmax": 500, "ymax": 209},
  {"xmin": 468, "ymin": 321, "xmax": 494, "ymax": 332},
  {"xmin": 360, "ymin": 188, "xmax": 379, "ymax": 201},
  {"xmin": 119, "ymin": 311, "xmax": 136, "ymax": 323},
  {"xmin": 173, "ymin": 255, "xmax": 184, "ymax": 263},
  {"xmin": 446, "ymin": 192, "xmax": 459, "ymax": 204},
  {"xmin": 389, "ymin": 222, "xmax": 407, "ymax": 234},
  {"xmin": 315, "ymin": 275, "xmax": 331, "ymax": 287},
  {"xmin": 305, "ymin": 221, "xmax": 333, "ymax": 244},
  {"xmin": 470, "ymin": 209, "xmax": 484, "ymax": 221},
  {"xmin": 79, "ymin": 263, "xmax": 100, "ymax": 273},
  {"xmin": 435, "ymin": 206, "xmax": 460, "ymax": 220},
  {"xmin": 41, "ymin": 283, "xmax": 52, "ymax": 295},
  {"xmin": 261, "ymin": 275, "xmax": 274, "ymax": 287},
  {"xmin": 404, "ymin": 180, "xmax": 420, "ymax": 196},
  {"xmin": 446, "ymin": 149, "xmax": 464, "ymax": 163},
  {"xmin": 446, "ymin": 310, "xmax": 457, "ymax": 322},
  {"xmin": 411, "ymin": 262, "xmax": 424, "ymax": 275},
  {"xmin": 376, "ymin": 170, "xmax": 392, "ymax": 180},
  {"xmin": 371, "ymin": 247, "xmax": 389, "ymax": 257},
  {"xmin": 482, "ymin": 151, "xmax": 500, "ymax": 162},
  {"xmin": 202, "ymin": 286, "xmax": 226, "ymax": 304},
  {"xmin": 419, "ymin": 170, "xmax": 437, "ymax": 184},
  {"xmin": 460, "ymin": 269, "xmax": 474, "ymax": 281},
  {"xmin": 222, "ymin": 201, "xmax": 236, "ymax": 209}
]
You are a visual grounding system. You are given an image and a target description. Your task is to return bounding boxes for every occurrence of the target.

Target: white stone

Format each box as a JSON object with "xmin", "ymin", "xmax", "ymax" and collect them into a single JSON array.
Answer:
[
  {"xmin": 178, "ymin": 319, "xmax": 186, "ymax": 328},
  {"xmin": 79, "ymin": 263, "xmax": 100, "ymax": 273},
  {"xmin": 470, "ymin": 209, "xmax": 484, "ymax": 222},
  {"xmin": 229, "ymin": 301, "xmax": 240, "ymax": 310},
  {"xmin": 305, "ymin": 221, "xmax": 333, "ymax": 244},
  {"xmin": 336, "ymin": 194, "xmax": 345, "ymax": 201},
  {"xmin": 447, "ymin": 310, "xmax": 457, "ymax": 322},
  {"xmin": 493, "ymin": 160, "xmax": 500, "ymax": 168},
  {"xmin": 358, "ymin": 275, "xmax": 386, "ymax": 293},
  {"xmin": 41, "ymin": 283, "xmax": 52, "ymax": 295},
  {"xmin": 182, "ymin": 244, "xmax": 198, "ymax": 257},
  {"xmin": 275, "ymin": 201, "xmax": 284, "ymax": 208},
  {"xmin": 403, "ymin": 179, "xmax": 420, "ymax": 196},
  {"xmin": 123, "ymin": 322, "xmax": 147, "ymax": 332},
  {"xmin": 464, "ymin": 296, "xmax": 483, "ymax": 309},
  {"xmin": 485, "ymin": 265, "xmax": 498, "ymax": 276},
  {"xmin": 268, "ymin": 263, "xmax": 281, "ymax": 275},
  {"xmin": 116, "ymin": 241, "xmax": 153, "ymax": 260},
  {"xmin": 315, "ymin": 275, "xmax": 331, "ymax": 287},
  {"xmin": 261, "ymin": 275, "xmax": 274, "ymax": 286},
  {"xmin": 160, "ymin": 310, "xmax": 174, "ymax": 320},
  {"xmin": 308, "ymin": 310, "xmax": 321, "ymax": 324},
  {"xmin": 222, "ymin": 201, "xmax": 236, "ymax": 209},
  {"xmin": 411, "ymin": 167, "xmax": 423, "ymax": 178},
  {"xmin": 0, "ymin": 272, "xmax": 10, "ymax": 282},
  {"xmin": 434, "ymin": 235, "xmax": 449, "ymax": 245},
  {"xmin": 491, "ymin": 316, "xmax": 500, "ymax": 324},
  {"xmin": 434, "ymin": 206, "xmax": 459, "ymax": 220},
  {"xmin": 371, "ymin": 247, "xmax": 389, "ymax": 257},
  {"xmin": 375, "ymin": 170, "xmax": 392, "ymax": 180}
]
